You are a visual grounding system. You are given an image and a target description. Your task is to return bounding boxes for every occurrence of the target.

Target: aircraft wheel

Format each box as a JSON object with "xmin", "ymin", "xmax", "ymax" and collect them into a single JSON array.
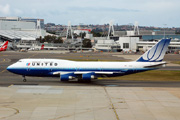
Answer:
[
  {"xmin": 22, "ymin": 75, "xmax": 26, "ymax": 82},
  {"xmin": 23, "ymin": 79, "xmax": 27, "ymax": 82}
]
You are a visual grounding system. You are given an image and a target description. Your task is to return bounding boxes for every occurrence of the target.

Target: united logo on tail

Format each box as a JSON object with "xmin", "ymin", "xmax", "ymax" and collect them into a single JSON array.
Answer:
[{"xmin": 136, "ymin": 39, "xmax": 171, "ymax": 62}]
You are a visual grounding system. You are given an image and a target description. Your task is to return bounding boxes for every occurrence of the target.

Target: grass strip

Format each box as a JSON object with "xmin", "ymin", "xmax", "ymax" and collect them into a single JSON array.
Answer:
[
  {"xmin": 108, "ymin": 70, "xmax": 180, "ymax": 81},
  {"xmin": 171, "ymin": 61, "xmax": 180, "ymax": 65}
]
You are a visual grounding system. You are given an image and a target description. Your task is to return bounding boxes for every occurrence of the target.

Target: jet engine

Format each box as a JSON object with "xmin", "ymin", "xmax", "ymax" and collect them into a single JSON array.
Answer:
[
  {"xmin": 82, "ymin": 73, "xmax": 96, "ymax": 81},
  {"xmin": 60, "ymin": 74, "xmax": 74, "ymax": 81}
]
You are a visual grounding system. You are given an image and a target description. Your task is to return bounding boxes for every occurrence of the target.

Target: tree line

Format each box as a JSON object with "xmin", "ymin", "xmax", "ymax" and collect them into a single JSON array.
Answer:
[
  {"xmin": 37, "ymin": 35, "xmax": 63, "ymax": 43},
  {"xmin": 36, "ymin": 35, "xmax": 92, "ymax": 48}
]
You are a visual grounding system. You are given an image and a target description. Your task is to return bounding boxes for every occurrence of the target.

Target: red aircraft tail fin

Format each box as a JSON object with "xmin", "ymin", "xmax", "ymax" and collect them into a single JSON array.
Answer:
[
  {"xmin": 41, "ymin": 44, "xmax": 44, "ymax": 50},
  {"xmin": 0, "ymin": 41, "xmax": 8, "ymax": 51}
]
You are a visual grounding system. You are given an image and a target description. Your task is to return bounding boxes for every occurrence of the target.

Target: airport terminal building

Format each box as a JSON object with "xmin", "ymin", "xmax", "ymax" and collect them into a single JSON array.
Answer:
[{"xmin": 0, "ymin": 17, "xmax": 48, "ymax": 49}]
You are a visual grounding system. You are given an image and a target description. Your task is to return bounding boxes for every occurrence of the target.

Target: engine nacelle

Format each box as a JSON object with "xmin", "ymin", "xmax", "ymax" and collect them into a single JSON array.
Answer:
[
  {"xmin": 162, "ymin": 64, "xmax": 166, "ymax": 67},
  {"xmin": 82, "ymin": 73, "xmax": 96, "ymax": 81},
  {"xmin": 60, "ymin": 74, "xmax": 74, "ymax": 81}
]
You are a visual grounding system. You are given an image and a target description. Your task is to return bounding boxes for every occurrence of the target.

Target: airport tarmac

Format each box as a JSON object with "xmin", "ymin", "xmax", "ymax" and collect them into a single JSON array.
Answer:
[
  {"xmin": 1, "ymin": 85, "xmax": 180, "ymax": 120},
  {"xmin": 0, "ymin": 51, "xmax": 180, "ymax": 120}
]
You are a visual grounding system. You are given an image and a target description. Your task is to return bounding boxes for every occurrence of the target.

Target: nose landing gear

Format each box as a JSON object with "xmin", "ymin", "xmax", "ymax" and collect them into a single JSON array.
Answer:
[{"xmin": 22, "ymin": 75, "xmax": 26, "ymax": 82}]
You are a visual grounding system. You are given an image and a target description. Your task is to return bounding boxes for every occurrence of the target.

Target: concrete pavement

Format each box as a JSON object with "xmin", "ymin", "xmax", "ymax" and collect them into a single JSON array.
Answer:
[{"xmin": 1, "ymin": 85, "xmax": 180, "ymax": 120}]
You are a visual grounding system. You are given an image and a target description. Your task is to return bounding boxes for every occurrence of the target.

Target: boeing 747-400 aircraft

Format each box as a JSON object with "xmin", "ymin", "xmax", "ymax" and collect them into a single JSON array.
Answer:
[{"xmin": 7, "ymin": 39, "xmax": 171, "ymax": 82}]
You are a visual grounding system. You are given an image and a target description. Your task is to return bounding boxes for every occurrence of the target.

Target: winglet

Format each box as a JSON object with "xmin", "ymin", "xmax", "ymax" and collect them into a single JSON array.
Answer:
[{"xmin": 136, "ymin": 39, "xmax": 171, "ymax": 62}]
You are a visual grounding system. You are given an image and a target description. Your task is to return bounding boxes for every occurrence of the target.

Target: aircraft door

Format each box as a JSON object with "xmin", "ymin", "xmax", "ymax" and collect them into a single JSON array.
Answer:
[
  {"xmin": 26, "ymin": 67, "xmax": 30, "ymax": 72},
  {"xmin": 26, "ymin": 63, "xmax": 30, "ymax": 72},
  {"xmin": 49, "ymin": 62, "xmax": 53, "ymax": 72},
  {"xmin": 99, "ymin": 67, "xmax": 102, "ymax": 72}
]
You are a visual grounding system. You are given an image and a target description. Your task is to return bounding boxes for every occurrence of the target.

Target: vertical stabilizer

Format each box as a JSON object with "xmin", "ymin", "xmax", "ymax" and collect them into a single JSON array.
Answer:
[
  {"xmin": 0, "ymin": 41, "xmax": 8, "ymax": 51},
  {"xmin": 136, "ymin": 39, "xmax": 171, "ymax": 62},
  {"xmin": 41, "ymin": 44, "xmax": 44, "ymax": 50}
]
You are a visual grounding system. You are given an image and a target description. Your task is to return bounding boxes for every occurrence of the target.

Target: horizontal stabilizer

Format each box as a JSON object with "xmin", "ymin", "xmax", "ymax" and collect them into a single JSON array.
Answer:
[{"xmin": 143, "ymin": 62, "xmax": 167, "ymax": 68}]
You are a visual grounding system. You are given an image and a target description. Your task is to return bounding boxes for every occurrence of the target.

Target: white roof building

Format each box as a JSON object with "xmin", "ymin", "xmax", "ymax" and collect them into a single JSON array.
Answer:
[{"xmin": 0, "ymin": 17, "xmax": 46, "ymax": 42}]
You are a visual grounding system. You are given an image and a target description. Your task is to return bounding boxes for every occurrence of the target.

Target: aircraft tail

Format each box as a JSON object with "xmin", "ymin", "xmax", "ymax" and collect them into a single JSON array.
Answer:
[
  {"xmin": 41, "ymin": 44, "xmax": 44, "ymax": 50},
  {"xmin": 1, "ymin": 41, "xmax": 8, "ymax": 51},
  {"xmin": 136, "ymin": 39, "xmax": 171, "ymax": 62}
]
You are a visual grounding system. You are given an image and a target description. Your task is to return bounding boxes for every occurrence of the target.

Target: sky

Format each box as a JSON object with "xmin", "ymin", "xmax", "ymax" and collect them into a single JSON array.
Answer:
[{"xmin": 0, "ymin": 0, "xmax": 180, "ymax": 27}]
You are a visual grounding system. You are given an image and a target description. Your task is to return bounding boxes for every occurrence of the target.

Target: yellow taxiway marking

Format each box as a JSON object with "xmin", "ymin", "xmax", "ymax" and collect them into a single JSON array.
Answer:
[
  {"xmin": 0, "ymin": 58, "xmax": 6, "ymax": 63},
  {"xmin": 0, "ymin": 106, "xmax": 19, "ymax": 119},
  {"xmin": 104, "ymin": 87, "xmax": 120, "ymax": 120},
  {"xmin": 8, "ymin": 84, "xmax": 13, "ymax": 87},
  {"xmin": 0, "ymin": 69, "xmax": 6, "ymax": 73}
]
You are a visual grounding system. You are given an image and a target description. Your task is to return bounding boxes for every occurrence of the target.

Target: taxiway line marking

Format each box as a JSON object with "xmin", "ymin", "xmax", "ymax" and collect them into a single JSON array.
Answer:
[
  {"xmin": 104, "ymin": 87, "xmax": 120, "ymax": 120},
  {"xmin": 0, "ymin": 106, "xmax": 20, "ymax": 119},
  {"xmin": 0, "ymin": 69, "xmax": 6, "ymax": 73},
  {"xmin": 0, "ymin": 58, "xmax": 6, "ymax": 63},
  {"xmin": 8, "ymin": 84, "xmax": 13, "ymax": 87}
]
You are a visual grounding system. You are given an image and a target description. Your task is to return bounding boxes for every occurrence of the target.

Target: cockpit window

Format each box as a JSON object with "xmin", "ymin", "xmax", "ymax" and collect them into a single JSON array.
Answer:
[{"xmin": 18, "ymin": 61, "xmax": 22, "ymax": 62}]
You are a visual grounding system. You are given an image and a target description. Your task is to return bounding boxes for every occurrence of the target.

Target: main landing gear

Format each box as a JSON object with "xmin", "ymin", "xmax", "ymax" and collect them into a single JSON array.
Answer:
[{"xmin": 22, "ymin": 75, "xmax": 27, "ymax": 82}]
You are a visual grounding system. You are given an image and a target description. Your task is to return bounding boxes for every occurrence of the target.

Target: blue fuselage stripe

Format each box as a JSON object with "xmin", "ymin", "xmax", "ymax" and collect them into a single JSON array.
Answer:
[{"xmin": 7, "ymin": 67, "xmax": 155, "ymax": 77}]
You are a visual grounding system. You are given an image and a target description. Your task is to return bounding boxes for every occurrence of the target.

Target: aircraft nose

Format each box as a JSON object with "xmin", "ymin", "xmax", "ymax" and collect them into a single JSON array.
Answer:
[{"xmin": 7, "ymin": 65, "xmax": 14, "ymax": 72}]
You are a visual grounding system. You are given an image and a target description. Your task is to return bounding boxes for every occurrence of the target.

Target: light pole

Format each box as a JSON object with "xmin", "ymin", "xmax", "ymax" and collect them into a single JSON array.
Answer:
[
  {"xmin": 13, "ymin": 25, "xmax": 16, "ymax": 48},
  {"xmin": 81, "ymin": 32, "xmax": 83, "ymax": 53},
  {"xmin": 163, "ymin": 24, "xmax": 167, "ymax": 39},
  {"xmin": 79, "ymin": 23, "xmax": 84, "ymax": 53}
]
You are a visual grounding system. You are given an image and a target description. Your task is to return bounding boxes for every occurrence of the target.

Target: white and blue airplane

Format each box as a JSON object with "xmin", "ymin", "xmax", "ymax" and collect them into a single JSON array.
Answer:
[{"xmin": 7, "ymin": 39, "xmax": 171, "ymax": 82}]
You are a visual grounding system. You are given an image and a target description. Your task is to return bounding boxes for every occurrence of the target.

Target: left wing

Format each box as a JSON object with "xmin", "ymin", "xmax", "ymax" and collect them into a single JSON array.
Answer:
[
  {"xmin": 52, "ymin": 71, "xmax": 125, "ymax": 81},
  {"xmin": 53, "ymin": 71, "xmax": 124, "ymax": 75}
]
